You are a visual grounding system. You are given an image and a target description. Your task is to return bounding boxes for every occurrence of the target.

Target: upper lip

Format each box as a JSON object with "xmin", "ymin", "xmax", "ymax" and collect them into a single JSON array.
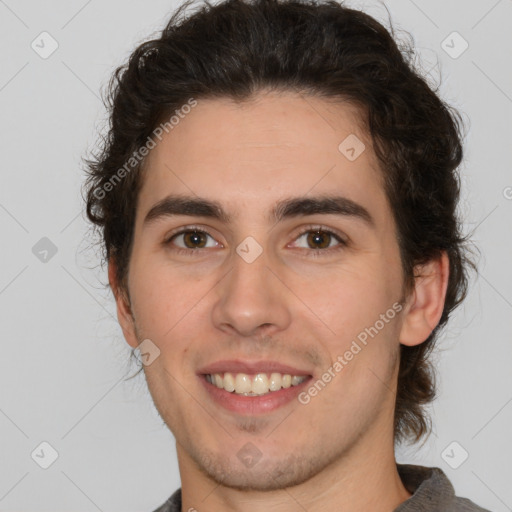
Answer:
[{"xmin": 198, "ymin": 359, "xmax": 312, "ymax": 376}]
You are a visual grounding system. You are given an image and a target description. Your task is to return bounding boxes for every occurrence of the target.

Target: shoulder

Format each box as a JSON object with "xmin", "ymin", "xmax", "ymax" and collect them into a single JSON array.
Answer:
[
  {"xmin": 151, "ymin": 488, "xmax": 182, "ymax": 512},
  {"xmin": 153, "ymin": 470, "xmax": 494, "ymax": 512},
  {"xmin": 453, "ymin": 496, "xmax": 494, "ymax": 512},
  {"xmin": 395, "ymin": 464, "xmax": 492, "ymax": 512}
]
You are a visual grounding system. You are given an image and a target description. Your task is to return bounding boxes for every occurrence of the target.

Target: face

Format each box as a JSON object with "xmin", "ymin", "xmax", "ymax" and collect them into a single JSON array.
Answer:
[{"xmin": 117, "ymin": 90, "xmax": 411, "ymax": 491}]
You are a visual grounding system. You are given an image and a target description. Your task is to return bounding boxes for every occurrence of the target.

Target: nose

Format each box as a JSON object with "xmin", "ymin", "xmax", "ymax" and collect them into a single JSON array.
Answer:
[{"xmin": 211, "ymin": 244, "xmax": 292, "ymax": 338}]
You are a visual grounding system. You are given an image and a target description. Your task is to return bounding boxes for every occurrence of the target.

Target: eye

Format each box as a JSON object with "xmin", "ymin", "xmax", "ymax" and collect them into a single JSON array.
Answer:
[
  {"xmin": 289, "ymin": 226, "xmax": 347, "ymax": 255},
  {"xmin": 164, "ymin": 227, "xmax": 221, "ymax": 254}
]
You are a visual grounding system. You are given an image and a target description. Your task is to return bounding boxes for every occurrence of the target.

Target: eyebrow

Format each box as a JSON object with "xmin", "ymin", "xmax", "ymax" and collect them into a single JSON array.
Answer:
[{"xmin": 143, "ymin": 194, "xmax": 374, "ymax": 228}]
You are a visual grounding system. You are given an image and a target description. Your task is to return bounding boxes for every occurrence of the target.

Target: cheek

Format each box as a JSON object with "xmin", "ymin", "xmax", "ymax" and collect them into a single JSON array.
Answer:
[
  {"xmin": 128, "ymin": 251, "xmax": 217, "ymax": 344},
  {"xmin": 304, "ymin": 259, "xmax": 400, "ymax": 332},
  {"xmin": 299, "ymin": 260, "xmax": 403, "ymax": 387}
]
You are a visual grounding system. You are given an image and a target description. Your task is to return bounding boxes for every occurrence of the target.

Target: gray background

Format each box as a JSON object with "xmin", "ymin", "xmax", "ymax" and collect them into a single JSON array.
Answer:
[{"xmin": 0, "ymin": 0, "xmax": 511, "ymax": 510}]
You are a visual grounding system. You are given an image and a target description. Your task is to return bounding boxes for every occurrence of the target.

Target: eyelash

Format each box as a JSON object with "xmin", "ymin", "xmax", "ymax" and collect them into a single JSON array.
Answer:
[{"xmin": 163, "ymin": 224, "xmax": 348, "ymax": 258}]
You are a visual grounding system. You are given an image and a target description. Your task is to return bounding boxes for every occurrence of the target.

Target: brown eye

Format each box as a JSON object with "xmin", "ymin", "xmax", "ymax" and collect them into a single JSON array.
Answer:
[
  {"xmin": 182, "ymin": 230, "xmax": 208, "ymax": 249},
  {"xmin": 166, "ymin": 229, "xmax": 219, "ymax": 252},
  {"xmin": 290, "ymin": 226, "xmax": 347, "ymax": 257},
  {"xmin": 306, "ymin": 230, "xmax": 332, "ymax": 249}
]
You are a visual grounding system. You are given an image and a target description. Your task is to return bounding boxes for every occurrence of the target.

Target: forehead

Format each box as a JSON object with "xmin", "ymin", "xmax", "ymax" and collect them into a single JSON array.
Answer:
[{"xmin": 138, "ymin": 90, "xmax": 386, "ymax": 222}]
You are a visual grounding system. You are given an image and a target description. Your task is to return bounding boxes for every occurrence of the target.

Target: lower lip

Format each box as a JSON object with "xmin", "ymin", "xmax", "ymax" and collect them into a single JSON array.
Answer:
[{"xmin": 199, "ymin": 375, "xmax": 312, "ymax": 415}]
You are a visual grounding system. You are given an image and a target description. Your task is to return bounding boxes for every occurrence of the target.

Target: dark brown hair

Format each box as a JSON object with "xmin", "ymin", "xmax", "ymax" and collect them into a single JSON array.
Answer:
[{"xmin": 83, "ymin": 0, "xmax": 474, "ymax": 445}]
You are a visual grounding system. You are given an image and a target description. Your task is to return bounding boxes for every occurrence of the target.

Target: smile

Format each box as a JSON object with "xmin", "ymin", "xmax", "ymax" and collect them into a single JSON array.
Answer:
[{"xmin": 205, "ymin": 372, "xmax": 308, "ymax": 396}]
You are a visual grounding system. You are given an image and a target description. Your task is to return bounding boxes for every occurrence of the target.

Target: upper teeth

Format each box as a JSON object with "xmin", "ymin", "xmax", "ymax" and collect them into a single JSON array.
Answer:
[{"xmin": 206, "ymin": 372, "xmax": 307, "ymax": 395}]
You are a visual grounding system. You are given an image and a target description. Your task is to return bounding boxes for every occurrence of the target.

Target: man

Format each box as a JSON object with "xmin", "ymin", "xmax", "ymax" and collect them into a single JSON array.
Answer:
[{"xmin": 84, "ymin": 0, "xmax": 488, "ymax": 510}]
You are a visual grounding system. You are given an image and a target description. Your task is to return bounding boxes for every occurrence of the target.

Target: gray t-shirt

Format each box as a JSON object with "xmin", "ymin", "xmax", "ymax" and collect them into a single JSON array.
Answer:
[{"xmin": 152, "ymin": 463, "xmax": 492, "ymax": 511}]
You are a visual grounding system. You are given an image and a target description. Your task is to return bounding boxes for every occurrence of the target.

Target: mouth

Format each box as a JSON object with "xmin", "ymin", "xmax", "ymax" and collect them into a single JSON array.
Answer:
[
  {"xmin": 204, "ymin": 371, "xmax": 309, "ymax": 396},
  {"xmin": 198, "ymin": 369, "xmax": 313, "ymax": 415},
  {"xmin": 197, "ymin": 359, "xmax": 314, "ymax": 414}
]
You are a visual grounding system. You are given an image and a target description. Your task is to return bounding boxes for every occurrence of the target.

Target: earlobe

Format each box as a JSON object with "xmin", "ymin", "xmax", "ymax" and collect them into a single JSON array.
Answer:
[
  {"xmin": 399, "ymin": 252, "xmax": 450, "ymax": 347},
  {"xmin": 108, "ymin": 258, "xmax": 139, "ymax": 349}
]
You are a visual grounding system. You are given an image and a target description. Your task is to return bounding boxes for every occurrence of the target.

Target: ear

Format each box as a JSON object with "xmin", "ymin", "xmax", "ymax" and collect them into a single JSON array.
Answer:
[
  {"xmin": 399, "ymin": 252, "xmax": 450, "ymax": 347},
  {"xmin": 108, "ymin": 258, "xmax": 139, "ymax": 349}
]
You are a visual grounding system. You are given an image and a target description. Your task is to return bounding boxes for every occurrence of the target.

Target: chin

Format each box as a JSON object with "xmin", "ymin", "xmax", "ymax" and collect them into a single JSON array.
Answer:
[{"xmin": 193, "ymin": 448, "xmax": 329, "ymax": 491}]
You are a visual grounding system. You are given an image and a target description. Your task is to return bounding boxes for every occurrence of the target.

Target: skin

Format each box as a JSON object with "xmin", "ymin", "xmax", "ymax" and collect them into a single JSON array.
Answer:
[{"xmin": 110, "ymin": 90, "xmax": 449, "ymax": 512}]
